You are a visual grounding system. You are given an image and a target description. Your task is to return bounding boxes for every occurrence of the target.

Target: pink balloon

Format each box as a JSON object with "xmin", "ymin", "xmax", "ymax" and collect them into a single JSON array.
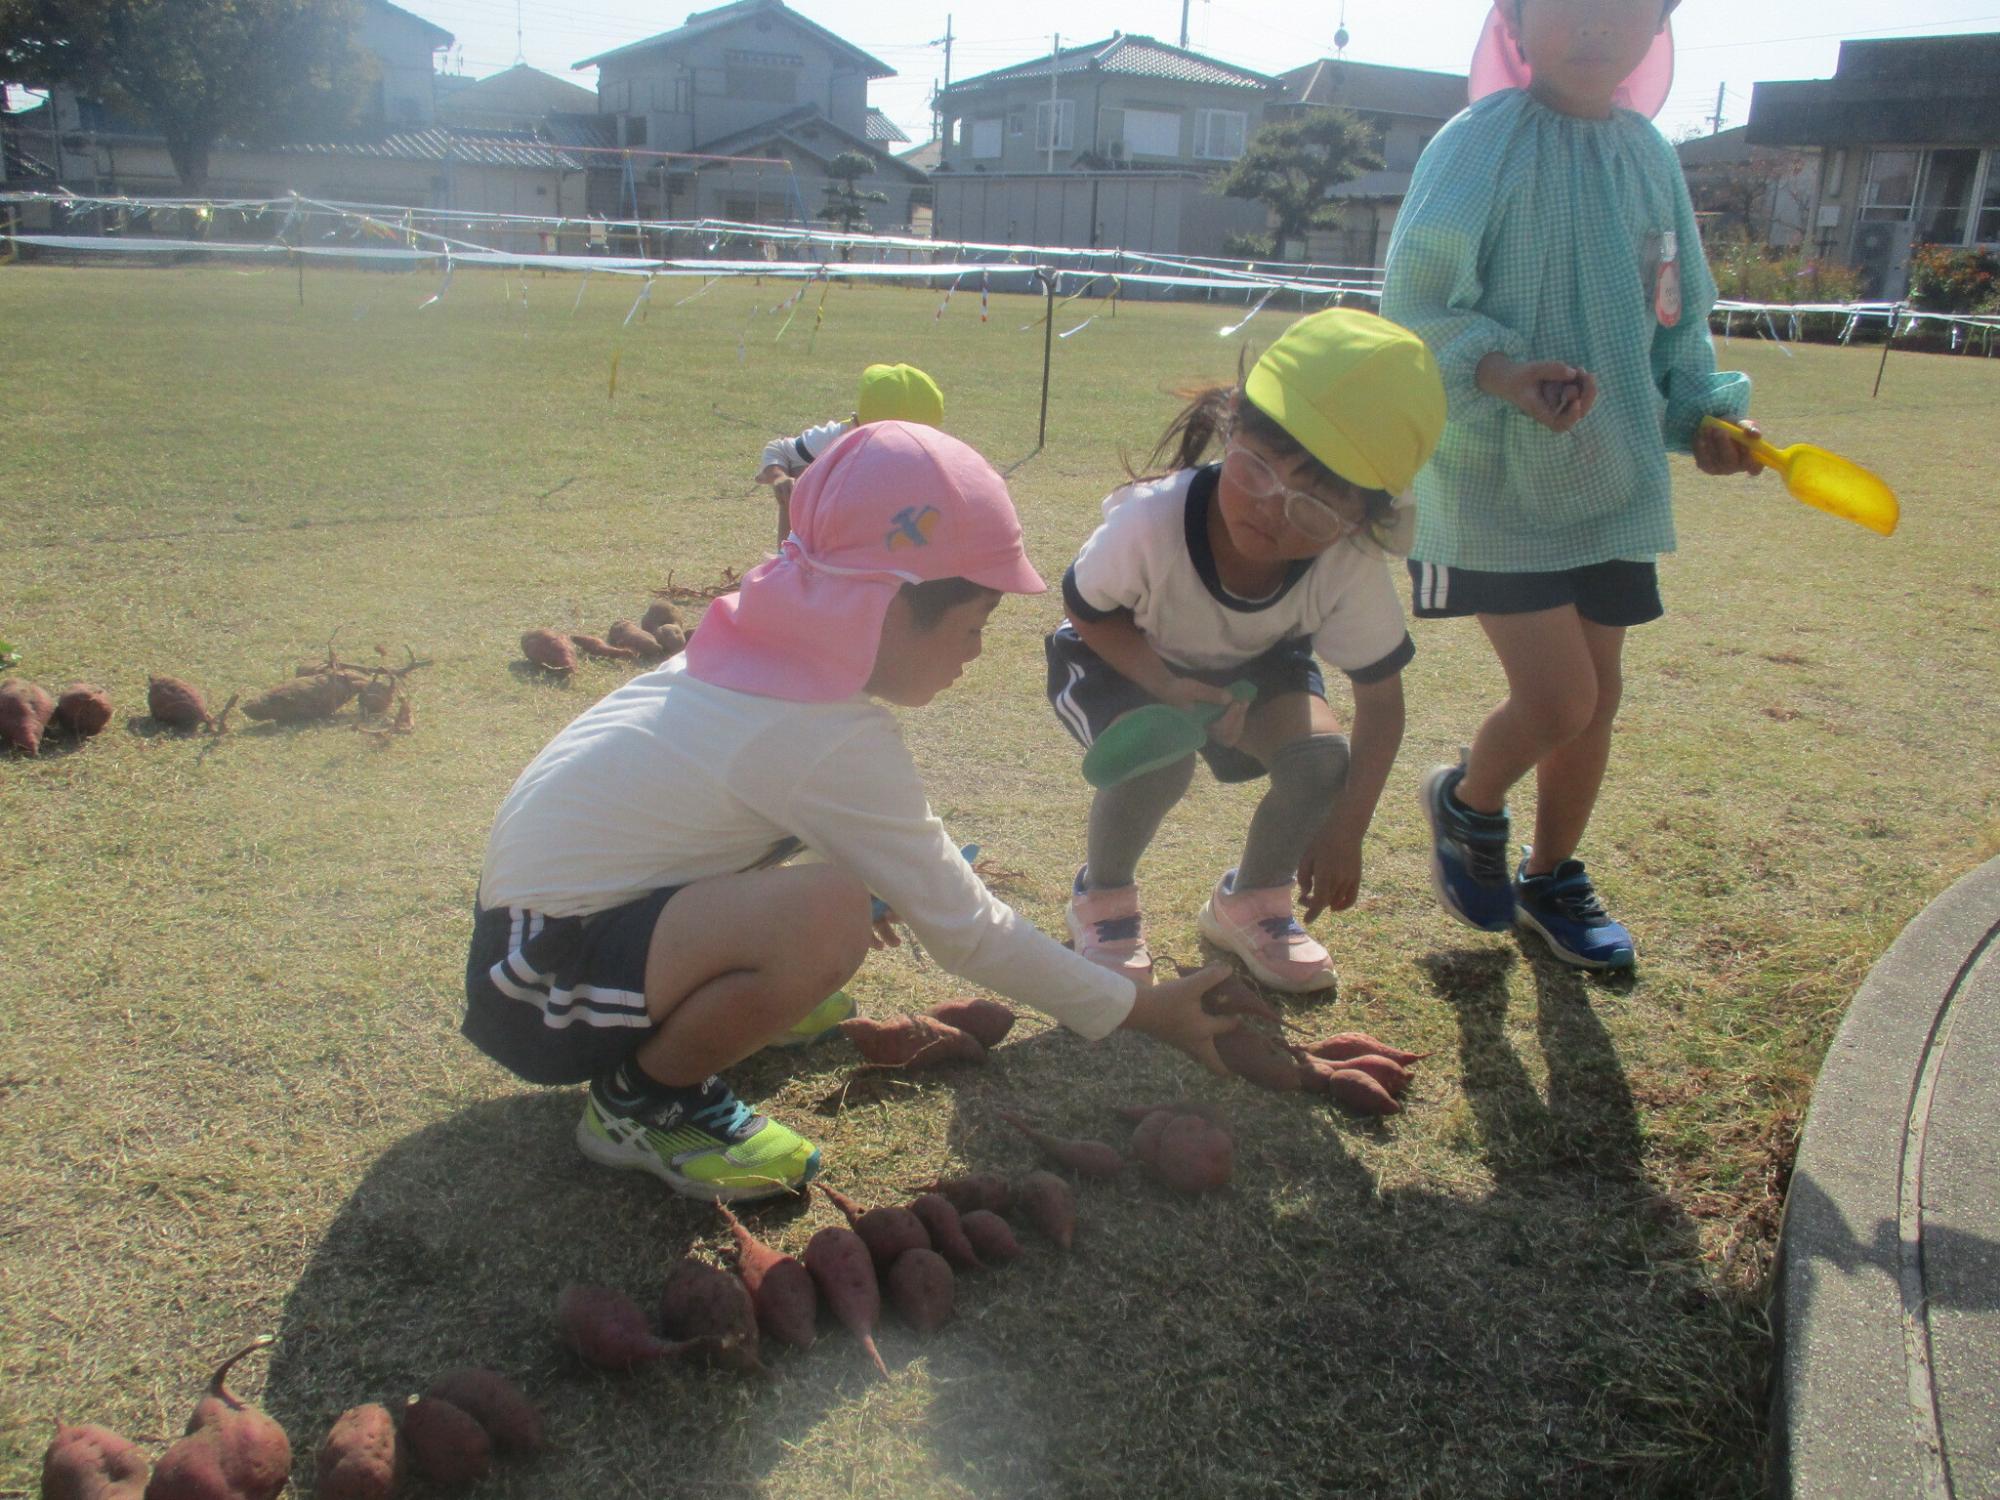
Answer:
[{"xmin": 1467, "ymin": 5, "xmax": 1676, "ymax": 120}]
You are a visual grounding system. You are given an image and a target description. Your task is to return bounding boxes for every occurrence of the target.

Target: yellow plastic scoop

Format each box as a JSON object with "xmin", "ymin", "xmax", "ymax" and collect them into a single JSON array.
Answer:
[{"xmin": 1703, "ymin": 417, "xmax": 1900, "ymax": 536}]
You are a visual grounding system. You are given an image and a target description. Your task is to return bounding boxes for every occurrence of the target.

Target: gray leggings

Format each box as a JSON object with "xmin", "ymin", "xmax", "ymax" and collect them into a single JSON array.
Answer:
[{"xmin": 1083, "ymin": 733, "xmax": 1351, "ymax": 892}]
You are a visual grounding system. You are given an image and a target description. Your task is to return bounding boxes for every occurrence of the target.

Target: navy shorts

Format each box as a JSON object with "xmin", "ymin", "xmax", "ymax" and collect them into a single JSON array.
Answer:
[
  {"xmin": 1045, "ymin": 623, "xmax": 1325, "ymax": 785},
  {"xmin": 462, "ymin": 887, "xmax": 680, "ymax": 1086},
  {"xmin": 1408, "ymin": 559, "xmax": 1664, "ymax": 628}
]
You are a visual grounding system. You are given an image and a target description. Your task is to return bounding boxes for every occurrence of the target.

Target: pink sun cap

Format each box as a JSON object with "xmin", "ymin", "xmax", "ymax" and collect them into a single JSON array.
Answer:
[
  {"xmin": 1469, "ymin": 4, "xmax": 1676, "ymax": 120},
  {"xmin": 683, "ymin": 420, "xmax": 1046, "ymax": 702}
]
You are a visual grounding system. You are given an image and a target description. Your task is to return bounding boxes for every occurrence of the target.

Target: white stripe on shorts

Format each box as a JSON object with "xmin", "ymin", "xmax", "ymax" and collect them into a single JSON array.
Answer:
[{"xmin": 1053, "ymin": 661, "xmax": 1094, "ymax": 747}]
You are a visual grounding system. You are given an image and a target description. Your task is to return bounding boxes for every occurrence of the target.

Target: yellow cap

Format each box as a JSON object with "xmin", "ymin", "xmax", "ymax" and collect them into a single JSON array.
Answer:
[
  {"xmin": 856, "ymin": 363, "xmax": 945, "ymax": 428},
  {"xmin": 1242, "ymin": 309, "xmax": 1446, "ymax": 495}
]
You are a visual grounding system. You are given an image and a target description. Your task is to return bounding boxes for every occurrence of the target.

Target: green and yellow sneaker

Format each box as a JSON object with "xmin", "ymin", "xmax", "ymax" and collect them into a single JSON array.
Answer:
[
  {"xmin": 575, "ymin": 1078, "xmax": 820, "ymax": 1202},
  {"xmin": 767, "ymin": 988, "xmax": 858, "ymax": 1050}
]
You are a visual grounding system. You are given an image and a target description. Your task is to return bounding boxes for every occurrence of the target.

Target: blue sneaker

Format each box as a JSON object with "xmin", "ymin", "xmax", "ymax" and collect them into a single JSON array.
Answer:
[
  {"xmin": 1419, "ymin": 759, "xmax": 1516, "ymax": 931},
  {"xmin": 1514, "ymin": 855, "xmax": 1636, "ymax": 971}
]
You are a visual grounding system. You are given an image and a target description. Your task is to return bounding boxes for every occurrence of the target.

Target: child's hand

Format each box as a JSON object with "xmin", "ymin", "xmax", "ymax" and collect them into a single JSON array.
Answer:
[
  {"xmin": 1477, "ymin": 354, "xmax": 1598, "ymax": 433},
  {"xmin": 1298, "ymin": 827, "xmax": 1363, "ymax": 922},
  {"xmin": 1121, "ymin": 962, "xmax": 1241, "ymax": 1076},
  {"xmin": 755, "ymin": 463, "xmax": 788, "ymax": 486},
  {"xmin": 1157, "ymin": 679, "xmax": 1246, "ymax": 748},
  {"xmin": 869, "ymin": 909, "xmax": 902, "ymax": 949},
  {"xmin": 1695, "ymin": 417, "xmax": 1767, "ymax": 477},
  {"xmin": 772, "ymin": 476, "xmax": 796, "ymax": 505}
]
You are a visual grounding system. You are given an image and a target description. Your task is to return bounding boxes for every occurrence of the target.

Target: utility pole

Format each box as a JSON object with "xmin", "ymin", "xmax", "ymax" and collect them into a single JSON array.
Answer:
[
  {"xmin": 1047, "ymin": 33, "xmax": 1060, "ymax": 172},
  {"xmin": 1707, "ymin": 82, "xmax": 1727, "ymax": 135},
  {"xmin": 935, "ymin": 14, "xmax": 953, "ymax": 91},
  {"xmin": 1180, "ymin": 0, "xmax": 1190, "ymax": 49},
  {"xmin": 929, "ymin": 13, "xmax": 954, "ymax": 146}
]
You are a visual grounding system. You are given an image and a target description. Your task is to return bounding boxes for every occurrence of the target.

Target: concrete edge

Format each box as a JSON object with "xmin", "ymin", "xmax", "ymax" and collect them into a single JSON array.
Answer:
[{"xmin": 1772, "ymin": 856, "xmax": 2000, "ymax": 1498}]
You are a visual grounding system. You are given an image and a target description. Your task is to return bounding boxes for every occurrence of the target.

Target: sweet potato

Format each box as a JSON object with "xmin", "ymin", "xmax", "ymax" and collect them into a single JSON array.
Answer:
[
  {"xmin": 400, "ymin": 1397, "xmax": 489, "ymax": 1489},
  {"xmin": 174, "ymin": 1337, "xmax": 290, "ymax": 1500},
  {"xmin": 1128, "ymin": 1108, "xmax": 1174, "ymax": 1168},
  {"xmin": 53, "ymin": 684, "xmax": 113, "ymax": 739},
  {"xmin": 903, "ymin": 1173, "xmax": 1013, "ymax": 1215},
  {"xmin": 838, "ymin": 1015, "xmax": 985, "ymax": 1069},
  {"xmin": 570, "ymin": 633, "xmax": 638, "ymax": 661},
  {"xmin": 1013, "ymin": 1171, "xmax": 1077, "ymax": 1251},
  {"xmin": 1215, "ymin": 1026, "xmax": 1306, "ymax": 1093},
  {"xmin": 653, "ymin": 623, "xmax": 688, "ymax": 659},
  {"xmin": 885, "ymin": 1248, "xmax": 955, "ymax": 1333},
  {"xmin": 818, "ymin": 1185, "xmax": 930, "ymax": 1275},
  {"xmin": 423, "ymin": 1368, "xmax": 541, "ymax": 1456},
  {"xmin": 1, "ymin": 679, "xmax": 55, "ymax": 754},
  {"xmin": 716, "ymin": 1202, "xmax": 818, "ymax": 1350},
  {"xmin": 142, "ymin": 1430, "xmax": 234, "ymax": 1500},
  {"xmin": 520, "ymin": 629, "xmax": 577, "ymax": 673},
  {"xmin": 1196, "ymin": 971, "xmax": 1288, "ymax": 1028},
  {"xmin": 958, "ymin": 1210, "xmax": 1023, "ymax": 1265},
  {"xmin": 803, "ymin": 1226, "xmax": 888, "ymax": 1377},
  {"xmin": 1323, "ymin": 1052, "xmax": 1411, "ymax": 1098},
  {"xmin": 313, "ymin": 1403, "xmax": 402, "ymax": 1500},
  {"xmin": 1304, "ymin": 1033, "xmax": 1429, "ymax": 1067},
  {"xmin": 607, "ymin": 620, "xmax": 666, "ymax": 658},
  {"xmin": 923, "ymin": 997, "xmax": 1016, "ymax": 1049},
  {"xmin": 640, "ymin": 598, "xmax": 685, "ymax": 634},
  {"xmin": 356, "ymin": 677, "xmax": 396, "ymax": 717},
  {"xmin": 660, "ymin": 1258, "xmax": 759, "ymax": 1347},
  {"xmin": 147, "ymin": 677, "xmax": 230, "ymax": 733},
  {"xmin": 1150, "ymin": 1114, "xmax": 1235, "ymax": 1194},
  {"xmin": 998, "ymin": 1111, "xmax": 1125, "ymax": 1178},
  {"xmin": 241, "ymin": 672, "xmax": 358, "ymax": 723},
  {"xmin": 41, "ymin": 1417, "xmax": 149, "ymax": 1499},
  {"xmin": 906, "ymin": 1192, "xmax": 984, "ymax": 1270},
  {"xmin": 1324, "ymin": 1067, "xmax": 1402, "ymax": 1116},
  {"xmin": 556, "ymin": 1283, "xmax": 671, "ymax": 1371}
]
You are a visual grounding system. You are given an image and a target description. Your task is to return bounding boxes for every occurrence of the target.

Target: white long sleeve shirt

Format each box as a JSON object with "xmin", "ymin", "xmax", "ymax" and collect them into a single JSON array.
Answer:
[{"xmin": 478, "ymin": 658, "xmax": 1136, "ymax": 1039}]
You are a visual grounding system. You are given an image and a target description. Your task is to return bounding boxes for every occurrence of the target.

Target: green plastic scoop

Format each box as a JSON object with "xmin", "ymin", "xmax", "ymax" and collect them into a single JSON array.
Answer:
[{"xmin": 1082, "ymin": 680, "xmax": 1258, "ymax": 789}]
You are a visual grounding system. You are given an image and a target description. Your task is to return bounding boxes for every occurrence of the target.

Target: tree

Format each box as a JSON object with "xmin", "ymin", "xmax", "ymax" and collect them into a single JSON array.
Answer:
[
  {"xmin": 820, "ymin": 149, "xmax": 888, "ymax": 247},
  {"xmin": 1213, "ymin": 109, "xmax": 1383, "ymax": 258},
  {"xmin": 0, "ymin": 0, "xmax": 372, "ymax": 193}
]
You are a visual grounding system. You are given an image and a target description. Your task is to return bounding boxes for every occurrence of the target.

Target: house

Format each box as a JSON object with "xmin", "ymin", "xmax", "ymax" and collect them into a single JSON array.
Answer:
[
  {"xmin": 927, "ymin": 34, "xmax": 1279, "ymax": 256},
  {"xmin": 435, "ymin": 63, "xmax": 596, "ymax": 134},
  {"xmin": 1270, "ymin": 57, "xmax": 1467, "ymax": 267},
  {"xmin": 1675, "ymin": 126, "xmax": 1817, "ymax": 251},
  {"xmin": 1747, "ymin": 32, "xmax": 2000, "ymax": 297},
  {"xmin": 571, "ymin": 0, "xmax": 929, "ymax": 232}
]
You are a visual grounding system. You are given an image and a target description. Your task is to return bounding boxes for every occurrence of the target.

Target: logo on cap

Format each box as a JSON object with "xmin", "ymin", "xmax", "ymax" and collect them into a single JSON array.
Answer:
[{"xmin": 887, "ymin": 505, "xmax": 941, "ymax": 550}]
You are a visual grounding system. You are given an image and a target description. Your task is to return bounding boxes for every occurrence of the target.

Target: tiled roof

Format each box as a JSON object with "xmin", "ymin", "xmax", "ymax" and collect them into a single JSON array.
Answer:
[
  {"xmin": 541, "ymin": 112, "xmax": 619, "ymax": 150},
  {"xmin": 866, "ymin": 108, "xmax": 911, "ymax": 145},
  {"xmin": 279, "ymin": 126, "xmax": 584, "ymax": 169},
  {"xmin": 575, "ymin": 0, "xmax": 893, "ymax": 81},
  {"xmin": 939, "ymin": 33, "xmax": 1275, "ymax": 98},
  {"xmin": 1276, "ymin": 58, "xmax": 1467, "ymax": 120},
  {"xmin": 697, "ymin": 105, "xmax": 929, "ymax": 182}
]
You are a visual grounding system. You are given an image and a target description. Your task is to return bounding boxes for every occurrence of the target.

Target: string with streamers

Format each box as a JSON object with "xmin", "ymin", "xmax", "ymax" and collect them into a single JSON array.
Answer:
[
  {"xmin": 933, "ymin": 272, "xmax": 964, "ymax": 323},
  {"xmin": 622, "ymin": 274, "xmax": 655, "ymax": 328},
  {"xmin": 417, "ymin": 253, "xmax": 453, "ymax": 310},
  {"xmin": 1060, "ymin": 277, "xmax": 1123, "ymax": 340},
  {"xmin": 805, "ymin": 276, "xmax": 834, "ymax": 354},
  {"xmin": 1019, "ymin": 273, "xmax": 1100, "ymax": 332},
  {"xmin": 571, "ymin": 270, "xmax": 591, "ymax": 316},
  {"xmin": 673, "ymin": 275, "xmax": 721, "ymax": 308},
  {"xmin": 1219, "ymin": 286, "xmax": 1279, "ymax": 338}
]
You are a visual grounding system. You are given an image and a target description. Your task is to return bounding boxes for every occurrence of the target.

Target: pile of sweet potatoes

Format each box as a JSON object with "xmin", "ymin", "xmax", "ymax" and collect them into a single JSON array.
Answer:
[{"xmin": 521, "ymin": 589, "xmax": 697, "ymax": 675}]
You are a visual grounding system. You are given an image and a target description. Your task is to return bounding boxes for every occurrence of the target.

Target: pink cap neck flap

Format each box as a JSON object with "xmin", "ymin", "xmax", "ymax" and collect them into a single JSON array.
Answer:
[
  {"xmin": 684, "ymin": 422, "xmax": 1045, "ymax": 703},
  {"xmin": 1469, "ymin": 5, "xmax": 1676, "ymax": 120}
]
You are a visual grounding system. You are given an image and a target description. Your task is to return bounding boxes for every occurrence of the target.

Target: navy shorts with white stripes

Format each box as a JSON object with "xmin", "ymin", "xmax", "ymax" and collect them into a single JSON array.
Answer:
[
  {"xmin": 1407, "ymin": 558, "xmax": 1663, "ymax": 628},
  {"xmin": 1045, "ymin": 623, "xmax": 1325, "ymax": 785},
  {"xmin": 462, "ymin": 888, "xmax": 679, "ymax": 1086}
]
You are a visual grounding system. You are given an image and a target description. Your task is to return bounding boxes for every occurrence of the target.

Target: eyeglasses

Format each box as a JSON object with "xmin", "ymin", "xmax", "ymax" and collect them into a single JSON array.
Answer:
[{"xmin": 1221, "ymin": 444, "xmax": 1361, "ymax": 543}]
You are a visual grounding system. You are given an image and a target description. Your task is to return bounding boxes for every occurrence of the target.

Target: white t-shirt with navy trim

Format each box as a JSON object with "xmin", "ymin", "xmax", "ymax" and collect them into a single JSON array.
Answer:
[
  {"xmin": 1064, "ymin": 466, "xmax": 1414, "ymax": 683},
  {"xmin": 759, "ymin": 418, "xmax": 853, "ymax": 476}
]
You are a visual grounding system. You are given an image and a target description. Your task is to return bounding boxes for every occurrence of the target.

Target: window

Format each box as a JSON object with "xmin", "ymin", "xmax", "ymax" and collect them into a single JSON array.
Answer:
[
  {"xmin": 1859, "ymin": 150, "xmax": 1920, "ymax": 223},
  {"xmin": 623, "ymin": 115, "xmax": 648, "ymax": 147},
  {"xmin": 971, "ymin": 118, "xmax": 1002, "ymax": 159},
  {"xmin": 1916, "ymin": 148, "xmax": 1980, "ymax": 243},
  {"xmin": 1035, "ymin": 98, "xmax": 1074, "ymax": 153},
  {"xmin": 1824, "ymin": 147, "xmax": 1847, "ymax": 196},
  {"xmin": 1194, "ymin": 108, "xmax": 1247, "ymax": 161},
  {"xmin": 1006, "ymin": 111, "xmax": 1024, "ymax": 138},
  {"xmin": 1120, "ymin": 108, "xmax": 1180, "ymax": 158},
  {"xmin": 1979, "ymin": 155, "xmax": 2000, "ymax": 242}
]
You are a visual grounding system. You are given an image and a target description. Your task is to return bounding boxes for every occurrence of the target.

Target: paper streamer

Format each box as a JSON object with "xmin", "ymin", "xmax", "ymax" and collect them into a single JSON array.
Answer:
[
  {"xmin": 571, "ymin": 270, "xmax": 591, "ymax": 315},
  {"xmin": 622, "ymin": 274, "xmax": 655, "ymax": 328},
  {"xmin": 673, "ymin": 276, "xmax": 720, "ymax": 308},
  {"xmin": 934, "ymin": 272, "xmax": 964, "ymax": 323},
  {"xmin": 806, "ymin": 277, "xmax": 834, "ymax": 353},
  {"xmin": 1219, "ymin": 287, "xmax": 1278, "ymax": 338},
  {"xmin": 417, "ymin": 254, "xmax": 453, "ymax": 310},
  {"xmin": 980, "ymin": 270, "xmax": 990, "ymax": 324}
]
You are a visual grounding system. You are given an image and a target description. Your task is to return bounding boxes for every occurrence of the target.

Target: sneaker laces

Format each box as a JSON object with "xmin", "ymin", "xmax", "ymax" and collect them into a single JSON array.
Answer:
[
  {"xmin": 1546, "ymin": 878, "xmax": 1610, "ymax": 924},
  {"xmin": 1258, "ymin": 915, "xmax": 1305, "ymax": 940},
  {"xmin": 689, "ymin": 1089, "xmax": 757, "ymax": 1142},
  {"xmin": 1092, "ymin": 914, "xmax": 1142, "ymax": 944}
]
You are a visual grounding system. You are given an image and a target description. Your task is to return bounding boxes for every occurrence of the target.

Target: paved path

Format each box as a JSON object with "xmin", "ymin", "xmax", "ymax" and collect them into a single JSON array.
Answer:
[{"xmin": 1774, "ymin": 856, "xmax": 2000, "ymax": 1498}]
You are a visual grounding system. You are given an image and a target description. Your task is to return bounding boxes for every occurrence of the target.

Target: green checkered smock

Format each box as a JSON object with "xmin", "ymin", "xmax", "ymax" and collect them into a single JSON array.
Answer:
[{"xmin": 1382, "ymin": 90, "xmax": 1751, "ymax": 572}]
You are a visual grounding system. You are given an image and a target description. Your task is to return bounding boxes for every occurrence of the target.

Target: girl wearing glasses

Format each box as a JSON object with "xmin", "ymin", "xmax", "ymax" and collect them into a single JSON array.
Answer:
[
  {"xmin": 1381, "ymin": 0, "xmax": 1762, "ymax": 971},
  {"xmin": 1045, "ymin": 310, "xmax": 1447, "ymax": 993}
]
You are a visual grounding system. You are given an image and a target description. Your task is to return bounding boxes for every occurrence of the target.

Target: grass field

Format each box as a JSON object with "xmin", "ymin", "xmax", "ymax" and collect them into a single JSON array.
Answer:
[{"xmin": 3, "ymin": 261, "xmax": 1996, "ymax": 1499}]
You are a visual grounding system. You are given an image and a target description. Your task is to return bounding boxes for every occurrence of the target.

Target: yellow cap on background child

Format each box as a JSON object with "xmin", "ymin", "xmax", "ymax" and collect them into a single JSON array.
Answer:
[
  {"xmin": 857, "ymin": 363, "xmax": 945, "ymax": 428},
  {"xmin": 1243, "ymin": 309, "xmax": 1446, "ymax": 497}
]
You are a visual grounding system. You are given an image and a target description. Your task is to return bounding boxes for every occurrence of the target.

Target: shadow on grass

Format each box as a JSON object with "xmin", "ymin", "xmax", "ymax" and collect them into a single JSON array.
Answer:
[{"xmin": 259, "ymin": 981, "xmax": 1769, "ymax": 1499}]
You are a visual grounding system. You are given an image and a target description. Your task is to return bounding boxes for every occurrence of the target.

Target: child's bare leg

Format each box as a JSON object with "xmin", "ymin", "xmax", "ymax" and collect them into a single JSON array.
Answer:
[
  {"xmin": 1457, "ymin": 608, "xmax": 1600, "ymax": 815},
  {"xmin": 631, "ymin": 864, "xmax": 870, "ymax": 1086},
  {"xmin": 1525, "ymin": 621, "xmax": 1625, "ymax": 873}
]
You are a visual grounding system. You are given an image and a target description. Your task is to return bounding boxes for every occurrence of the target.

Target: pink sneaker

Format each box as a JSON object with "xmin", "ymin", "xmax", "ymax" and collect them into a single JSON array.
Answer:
[
  {"xmin": 1065, "ymin": 871, "xmax": 1155, "ymax": 983},
  {"xmin": 1197, "ymin": 870, "xmax": 1336, "ymax": 993}
]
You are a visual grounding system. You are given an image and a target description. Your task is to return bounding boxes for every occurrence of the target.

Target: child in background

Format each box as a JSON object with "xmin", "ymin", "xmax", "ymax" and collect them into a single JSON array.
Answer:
[
  {"xmin": 1381, "ymin": 0, "xmax": 1763, "ymax": 972},
  {"xmin": 753, "ymin": 362, "xmax": 944, "ymax": 547},
  {"xmin": 468, "ymin": 422, "xmax": 1235, "ymax": 1202},
  {"xmin": 1048, "ymin": 310, "xmax": 1446, "ymax": 994}
]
